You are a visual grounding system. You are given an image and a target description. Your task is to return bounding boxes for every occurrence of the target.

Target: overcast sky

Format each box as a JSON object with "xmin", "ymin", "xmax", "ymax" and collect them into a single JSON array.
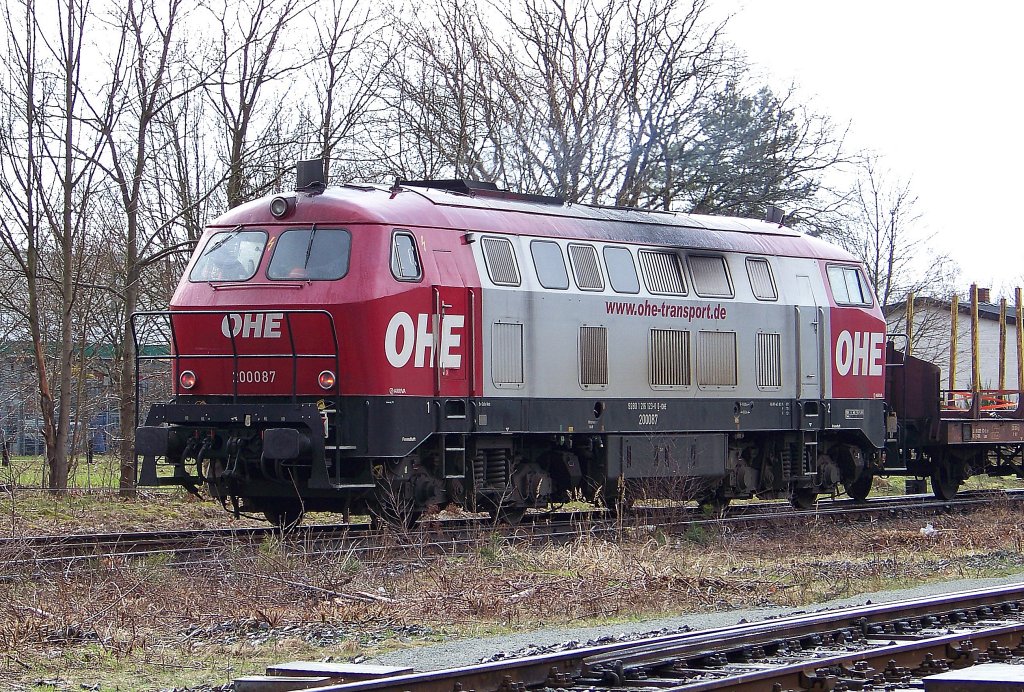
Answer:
[{"xmin": 718, "ymin": 1, "xmax": 1023, "ymax": 297}]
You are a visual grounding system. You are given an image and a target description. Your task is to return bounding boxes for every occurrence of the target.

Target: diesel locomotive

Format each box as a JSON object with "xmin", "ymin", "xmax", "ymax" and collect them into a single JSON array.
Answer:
[{"xmin": 133, "ymin": 161, "xmax": 1024, "ymax": 526}]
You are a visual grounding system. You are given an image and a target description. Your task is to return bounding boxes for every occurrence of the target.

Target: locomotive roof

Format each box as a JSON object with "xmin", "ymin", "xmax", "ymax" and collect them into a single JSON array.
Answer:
[{"xmin": 214, "ymin": 183, "xmax": 859, "ymax": 262}]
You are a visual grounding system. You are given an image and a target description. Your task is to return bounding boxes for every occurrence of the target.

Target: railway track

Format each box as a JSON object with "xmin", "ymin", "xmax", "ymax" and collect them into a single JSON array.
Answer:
[
  {"xmin": 236, "ymin": 582, "xmax": 1024, "ymax": 691},
  {"xmin": 1, "ymin": 489, "xmax": 1019, "ymax": 573}
]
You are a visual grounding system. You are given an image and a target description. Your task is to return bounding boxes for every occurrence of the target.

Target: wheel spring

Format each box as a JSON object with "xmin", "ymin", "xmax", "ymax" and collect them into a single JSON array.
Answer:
[
  {"xmin": 781, "ymin": 447, "xmax": 795, "ymax": 478},
  {"xmin": 485, "ymin": 449, "xmax": 508, "ymax": 488},
  {"xmin": 472, "ymin": 454, "xmax": 486, "ymax": 488}
]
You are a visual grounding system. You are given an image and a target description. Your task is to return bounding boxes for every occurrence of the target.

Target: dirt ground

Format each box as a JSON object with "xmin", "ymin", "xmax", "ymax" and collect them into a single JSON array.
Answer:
[{"xmin": 2, "ymin": 486, "xmax": 1024, "ymax": 690}]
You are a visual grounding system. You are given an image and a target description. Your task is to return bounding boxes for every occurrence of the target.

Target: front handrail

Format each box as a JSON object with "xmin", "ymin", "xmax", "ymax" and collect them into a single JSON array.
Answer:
[{"xmin": 131, "ymin": 309, "xmax": 341, "ymax": 428}]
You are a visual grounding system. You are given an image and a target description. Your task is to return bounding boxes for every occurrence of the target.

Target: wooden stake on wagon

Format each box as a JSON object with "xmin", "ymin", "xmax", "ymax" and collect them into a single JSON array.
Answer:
[
  {"xmin": 1017, "ymin": 287, "xmax": 1023, "ymax": 393},
  {"xmin": 999, "ymin": 297, "xmax": 1007, "ymax": 391},
  {"xmin": 971, "ymin": 284, "xmax": 980, "ymax": 395},
  {"xmin": 949, "ymin": 292, "xmax": 958, "ymax": 392}
]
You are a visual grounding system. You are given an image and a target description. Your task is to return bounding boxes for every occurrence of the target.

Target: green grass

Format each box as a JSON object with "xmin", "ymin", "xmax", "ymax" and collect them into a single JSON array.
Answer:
[{"xmin": 1, "ymin": 453, "xmax": 125, "ymax": 490}]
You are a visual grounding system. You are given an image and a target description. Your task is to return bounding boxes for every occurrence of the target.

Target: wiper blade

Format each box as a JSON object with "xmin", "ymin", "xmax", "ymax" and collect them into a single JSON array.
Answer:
[
  {"xmin": 303, "ymin": 225, "xmax": 318, "ymax": 268},
  {"xmin": 205, "ymin": 225, "xmax": 242, "ymax": 256}
]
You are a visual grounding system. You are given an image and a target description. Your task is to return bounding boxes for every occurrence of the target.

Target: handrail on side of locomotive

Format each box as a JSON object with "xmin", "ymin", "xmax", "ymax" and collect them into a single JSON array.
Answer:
[
  {"xmin": 885, "ymin": 332, "xmax": 909, "ymax": 359},
  {"xmin": 130, "ymin": 308, "xmax": 341, "ymax": 428}
]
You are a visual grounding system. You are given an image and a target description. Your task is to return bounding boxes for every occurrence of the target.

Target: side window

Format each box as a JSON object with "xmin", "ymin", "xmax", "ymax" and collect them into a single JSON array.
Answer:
[
  {"xmin": 827, "ymin": 265, "xmax": 873, "ymax": 306},
  {"xmin": 568, "ymin": 243, "xmax": 605, "ymax": 291},
  {"xmin": 746, "ymin": 257, "xmax": 778, "ymax": 301},
  {"xmin": 481, "ymin": 236, "xmax": 521, "ymax": 286},
  {"xmin": 530, "ymin": 240, "xmax": 569, "ymax": 290},
  {"xmin": 603, "ymin": 246, "xmax": 640, "ymax": 294},
  {"xmin": 688, "ymin": 254, "xmax": 733, "ymax": 298},
  {"xmin": 638, "ymin": 249, "xmax": 687, "ymax": 295},
  {"xmin": 391, "ymin": 231, "xmax": 422, "ymax": 281},
  {"xmin": 266, "ymin": 229, "xmax": 350, "ymax": 280}
]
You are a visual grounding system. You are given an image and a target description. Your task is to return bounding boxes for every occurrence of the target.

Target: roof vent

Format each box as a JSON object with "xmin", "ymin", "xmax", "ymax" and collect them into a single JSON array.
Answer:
[
  {"xmin": 295, "ymin": 159, "xmax": 326, "ymax": 193},
  {"xmin": 396, "ymin": 179, "xmax": 565, "ymax": 206},
  {"xmin": 765, "ymin": 205, "xmax": 786, "ymax": 225}
]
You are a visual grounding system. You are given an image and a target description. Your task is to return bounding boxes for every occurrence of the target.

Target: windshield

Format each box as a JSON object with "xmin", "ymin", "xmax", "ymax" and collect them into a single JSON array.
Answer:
[
  {"xmin": 267, "ymin": 228, "xmax": 350, "ymax": 280},
  {"xmin": 189, "ymin": 230, "xmax": 267, "ymax": 282}
]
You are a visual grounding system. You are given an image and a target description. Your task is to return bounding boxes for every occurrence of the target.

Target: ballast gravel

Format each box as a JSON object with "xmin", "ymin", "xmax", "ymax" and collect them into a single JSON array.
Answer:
[{"xmin": 366, "ymin": 572, "xmax": 1024, "ymax": 672}]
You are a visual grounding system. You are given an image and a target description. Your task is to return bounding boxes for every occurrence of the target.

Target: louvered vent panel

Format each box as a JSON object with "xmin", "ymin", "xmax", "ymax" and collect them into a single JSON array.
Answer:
[
  {"xmin": 579, "ymin": 326, "xmax": 608, "ymax": 386},
  {"xmin": 689, "ymin": 255, "xmax": 733, "ymax": 297},
  {"xmin": 481, "ymin": 237, "xmax": 521, "ymax": 286},
  {"xmin": 491, "ymin": 322, "xmax": 524, "ymax": 385},
  {"xmin": 746, "ymin": 258, "xmax": 778, "ymax": 300},
  {"xmin": 756, "ymin": 332, "xmax": 782, "ymax": 388},
  {"xmin": 649, "ymin": 329, "xmax": 691, "ymax": 386},
  {"xmin": 697, "ymin": 331, "xmax": 737, "ymax": 386},
  {"xmin": 638, "ymin": 250, "xmax": 686, "ymax": 295},
  {"xmin": 568, "ymin": 244, "xmax": 604, "ymax": 290}
]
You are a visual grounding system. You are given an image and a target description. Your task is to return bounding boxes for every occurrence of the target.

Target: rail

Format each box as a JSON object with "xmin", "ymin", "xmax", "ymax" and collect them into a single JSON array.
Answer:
[{"xmin": 238, "ymin": 583, "xmax": 1024, "ymax": 691}]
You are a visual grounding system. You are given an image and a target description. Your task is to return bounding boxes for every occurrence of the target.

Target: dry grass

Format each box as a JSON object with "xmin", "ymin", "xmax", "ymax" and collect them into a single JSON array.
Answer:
[{"xmin": 2, "ymin": 499, "xmax": 1024, "ymax": 690}]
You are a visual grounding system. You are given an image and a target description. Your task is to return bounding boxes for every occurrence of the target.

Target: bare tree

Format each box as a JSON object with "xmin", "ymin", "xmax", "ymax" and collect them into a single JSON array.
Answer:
[
  {"xmin": 83, "ymin": 0, "xmax": 201, "ymax": 495},
  {"xmin": 613, "ymin": 0, "xmax": 729, "ymax": 208},
  {"xmin": 493, "ymin": 0, "xmax": 625, "ymax": 202},
  {"xmin": 304, "ymin": 0, "xmax": 389, "ymax": 181},
  {"xmin": 370, "ymin": 0, "xmax": 506, "ymax": 182},
  {"xmin": 206, "ymin": 0, "xmax": 308, "ymax": 208},
  {"xmin": 0, "ymin": 0, "xmax": 102, "ymax": 491},
  {"xmin": 830, "ymin": 156, "xmax": 957, "ymax": 309}
]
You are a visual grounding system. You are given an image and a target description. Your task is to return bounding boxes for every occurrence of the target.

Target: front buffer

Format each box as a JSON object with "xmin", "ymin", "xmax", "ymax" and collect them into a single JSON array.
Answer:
[{"xmin": 136, "ymin": 400, "xmax": 374, "ymax": 524}]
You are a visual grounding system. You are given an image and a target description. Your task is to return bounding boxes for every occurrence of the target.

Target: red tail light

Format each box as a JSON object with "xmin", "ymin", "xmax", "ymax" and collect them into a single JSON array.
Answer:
[
  {"xmin": 318, "ymin": 370, "xmax": 336, "ymax": 390},
  {"xmin": 179, "ymin": 370, "xmax": 197, "ymax": 390}
]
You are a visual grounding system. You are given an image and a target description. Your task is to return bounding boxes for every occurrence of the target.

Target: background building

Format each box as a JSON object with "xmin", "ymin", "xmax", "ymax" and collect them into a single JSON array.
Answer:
[{"xmin": 884, "ymin": 288, "xmax": 1022, "ymax": 396}]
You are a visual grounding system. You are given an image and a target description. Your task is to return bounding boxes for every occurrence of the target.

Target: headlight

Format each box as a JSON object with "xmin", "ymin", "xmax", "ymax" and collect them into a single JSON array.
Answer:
[{"xmin": 270, "ymin": 196, "xmax": 294, "ymax": 219}]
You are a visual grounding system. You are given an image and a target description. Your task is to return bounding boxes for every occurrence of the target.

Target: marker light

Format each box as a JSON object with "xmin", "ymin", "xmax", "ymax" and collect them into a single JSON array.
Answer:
[
  {"xmin": 179, "ymin": 370, "xmax": 197, "ymax": 390},
  {"xmin": 318, "ymin": 370, "xmax": 336, "ymax": 390}
]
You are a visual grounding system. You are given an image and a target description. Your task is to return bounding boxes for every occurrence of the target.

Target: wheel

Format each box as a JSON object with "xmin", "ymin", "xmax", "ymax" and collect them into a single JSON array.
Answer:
[
  {"xmin": 263, "ymin": 504, "xmax": 304, "ymax": 532},
  {"xmin": 931, "ymin": 460, "xmax": 961, "ymax": 500},
  {"xmin": 845, "ymin": 474, "xmax": 873, "ymax": 502},
  {"xmin": 790, "ymin": 487, "xmax": 817, "ymax": 510}
]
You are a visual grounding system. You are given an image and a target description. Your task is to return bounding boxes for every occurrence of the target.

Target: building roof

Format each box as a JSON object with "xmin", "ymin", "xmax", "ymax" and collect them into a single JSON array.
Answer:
[{"xmin": 883, "ymin": 296, "xmax": 1019, "ymax": 325}]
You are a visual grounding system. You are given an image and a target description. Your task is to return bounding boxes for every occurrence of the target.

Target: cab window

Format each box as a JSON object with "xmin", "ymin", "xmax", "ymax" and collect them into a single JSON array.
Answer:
[
  {"xmin": 189, "ymin": 230, "xmax": 267, "ymax": 282},
  {"xmin": 827, "ymin": 264, "xmax": 874, "ymax": 306},
  {"xmin": 267, "ymin": 228, "xmax": 350, "ymax": 280},
  {"xmin": 391, "ymin": 231, "xmax": 422, "ymax": 281}
]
